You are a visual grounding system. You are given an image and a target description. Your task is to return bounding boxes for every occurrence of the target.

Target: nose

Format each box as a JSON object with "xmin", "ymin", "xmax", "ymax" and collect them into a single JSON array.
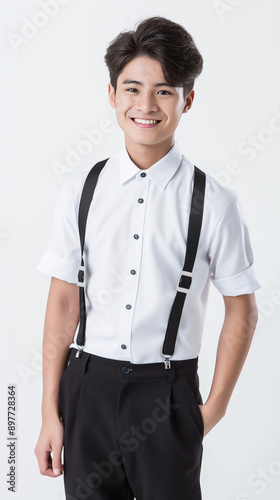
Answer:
[{"xmin": 136, "ymin": 92, "xmax": 159, "ymax": 114}]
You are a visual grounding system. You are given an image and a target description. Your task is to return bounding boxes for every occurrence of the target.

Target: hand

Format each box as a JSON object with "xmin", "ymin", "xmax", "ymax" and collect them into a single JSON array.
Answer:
[
  {"xmin": 34, "ymin": 416, "xmax": 64, "ymax": 477},
  {"xmin": 198, "ymin": 401, "xmax": 225, "ymax": 438}
]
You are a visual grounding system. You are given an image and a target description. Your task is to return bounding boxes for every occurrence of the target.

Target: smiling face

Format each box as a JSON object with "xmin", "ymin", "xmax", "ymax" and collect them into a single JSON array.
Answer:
[{"xmin": 108, "ymin": 56, "xmax": 194, "ymax": 154}]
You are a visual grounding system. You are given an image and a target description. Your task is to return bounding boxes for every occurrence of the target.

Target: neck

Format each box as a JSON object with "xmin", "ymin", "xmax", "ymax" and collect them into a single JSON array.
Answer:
[{"xmin": 124, "ymin": 136, "xmax": 175, "ymax": 170}]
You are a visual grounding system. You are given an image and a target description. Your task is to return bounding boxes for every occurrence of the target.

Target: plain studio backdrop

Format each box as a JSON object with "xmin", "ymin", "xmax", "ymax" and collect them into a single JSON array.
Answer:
[{"xmin": 0, "ymin": 1, "xmax": 280, "ymax": 499}]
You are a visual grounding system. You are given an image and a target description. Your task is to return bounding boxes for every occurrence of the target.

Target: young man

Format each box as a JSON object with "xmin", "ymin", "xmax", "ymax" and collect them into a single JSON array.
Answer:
[{"xmin": 34, "ymin": 16, "xmax": 260, "ymax": 500}]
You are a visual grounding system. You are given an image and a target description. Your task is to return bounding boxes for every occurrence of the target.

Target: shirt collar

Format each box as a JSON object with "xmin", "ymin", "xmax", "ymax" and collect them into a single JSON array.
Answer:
[{"xmin": 118, "ymin": 140, "xmax": 183, "ymax": 190}]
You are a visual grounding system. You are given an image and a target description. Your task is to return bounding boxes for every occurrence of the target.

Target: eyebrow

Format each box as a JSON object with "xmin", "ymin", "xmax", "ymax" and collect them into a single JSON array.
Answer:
[{"xmin": 121, "ymin": 79, "xmax": 176, "ymax": 88}]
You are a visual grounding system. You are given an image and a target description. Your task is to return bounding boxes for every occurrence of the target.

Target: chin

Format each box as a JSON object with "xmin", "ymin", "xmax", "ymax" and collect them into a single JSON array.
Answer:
[{"xmin": 130, "ymin": 137, "xmax": 160, "ymax": 145}]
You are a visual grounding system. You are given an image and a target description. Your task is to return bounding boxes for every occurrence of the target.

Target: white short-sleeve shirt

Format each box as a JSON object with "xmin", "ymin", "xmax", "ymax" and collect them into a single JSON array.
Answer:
[{"xmin": 37, "ymin": 141, "xmax": 261, "ymax": 363}]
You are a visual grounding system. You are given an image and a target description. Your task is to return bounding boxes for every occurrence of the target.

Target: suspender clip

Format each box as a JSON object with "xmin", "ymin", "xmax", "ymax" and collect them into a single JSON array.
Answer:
[
  {"xmin": 164, "ymin": 358, "xmax": 171, "ymax": 369},
  {"xmin": 161, "ymin": 353, "xmax": 172, "ymax": 369},
  {"xmin": 75, "ymin": 345, "xmax": 84, "ymax": 358}
]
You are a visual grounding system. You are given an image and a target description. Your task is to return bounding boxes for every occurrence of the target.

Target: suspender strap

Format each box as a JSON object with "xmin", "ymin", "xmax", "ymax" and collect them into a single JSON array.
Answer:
[
  {"xmin": 76, "ymin": 158, "xmax": 110, "ymax": 356},
  {"xmin": 161, "ymin": 165, "xmax": 206, "ymax": 363}
]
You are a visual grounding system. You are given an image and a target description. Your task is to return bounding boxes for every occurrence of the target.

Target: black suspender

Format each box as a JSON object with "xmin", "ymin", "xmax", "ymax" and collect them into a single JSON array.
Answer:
[
  {"xmin": 162, "ymin": 166, "xmax": 205, "ymax": 367},
  {"xmin": 75, "ymin": 158, "xmax": 110, "ymax": 356},
  {"xmin": 75, "ymin": 160, "xmax": 206, "ymax": 367}
]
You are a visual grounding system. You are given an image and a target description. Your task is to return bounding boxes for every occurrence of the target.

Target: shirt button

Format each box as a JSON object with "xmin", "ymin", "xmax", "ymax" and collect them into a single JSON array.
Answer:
[
  {"xmin": 140, "ymin": 172, "xmax": 146, "ymax": 177},
  {"xmin": 133, "ymin": 234, "xmax": 139, "ymax": 239},
  {"xmin": 121, "ymin": 344, "xmax": 127, "ymax": 349},
  {"xmin": 130, "ymin": 269, "xmax": 136, "ymax": 275},
  {"xmin": 138, "ymin": 198, "xmax": 144, "ymax": 203},
  {"xmin": 126, "ymin": 304, "xmax": 132, "ymax": 310}
]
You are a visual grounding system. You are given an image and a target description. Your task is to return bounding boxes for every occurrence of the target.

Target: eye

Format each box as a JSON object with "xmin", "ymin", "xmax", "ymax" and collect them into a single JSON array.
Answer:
[
  {"xmin": 125, "ymin": 88, "xmax": 138, "ymax": 93},
  {"xmin": 158, "ymin": 90, "xmax": 172, "ymax": 95}
]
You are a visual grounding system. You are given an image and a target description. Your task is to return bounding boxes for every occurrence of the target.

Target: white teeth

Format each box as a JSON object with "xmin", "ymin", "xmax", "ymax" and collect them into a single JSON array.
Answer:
[{"xmin": 133, "ymin": 118, "xmax": 159, "ymax": 124}]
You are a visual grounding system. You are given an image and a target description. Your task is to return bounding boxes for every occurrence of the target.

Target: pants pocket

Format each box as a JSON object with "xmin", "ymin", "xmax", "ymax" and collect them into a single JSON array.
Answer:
[
  {"xmin": 58, "ymin": 350, "xmax": 89, "ymax": 428},
  {"xmin": 58, "ymin": 356, "xmax": 71, "ymax": 421},
  {"xmin": 183, "ymin": 375, "xmax": 204, "ymax": 438}
]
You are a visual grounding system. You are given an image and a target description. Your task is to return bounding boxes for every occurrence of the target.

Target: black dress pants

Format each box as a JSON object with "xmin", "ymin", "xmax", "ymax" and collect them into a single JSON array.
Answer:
[{"xmin": 58, "ymin": 348, "xmax": 204, "ymax": 500}]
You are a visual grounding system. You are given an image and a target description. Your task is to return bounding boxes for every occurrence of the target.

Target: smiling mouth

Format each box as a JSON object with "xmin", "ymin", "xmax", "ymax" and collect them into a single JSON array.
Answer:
[{"xmin": 131, "ymin": 118, "xmax": 161, "ymax": 126}]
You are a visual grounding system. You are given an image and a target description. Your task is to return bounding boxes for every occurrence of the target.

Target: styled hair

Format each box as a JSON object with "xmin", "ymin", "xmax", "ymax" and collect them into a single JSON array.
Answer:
[{"xmin": 104, "ymin": 16, "xmax": 203, "ymax": 99}]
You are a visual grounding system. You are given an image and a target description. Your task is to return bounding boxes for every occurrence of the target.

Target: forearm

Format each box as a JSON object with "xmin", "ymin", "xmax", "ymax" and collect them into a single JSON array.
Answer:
[
  {"xmin": 205, "ymin": 293, "xmax": 258, "ymax": 418},
  {"xmin": 41, "ymin": 279, "xmax": 79, "ymax": 421}
]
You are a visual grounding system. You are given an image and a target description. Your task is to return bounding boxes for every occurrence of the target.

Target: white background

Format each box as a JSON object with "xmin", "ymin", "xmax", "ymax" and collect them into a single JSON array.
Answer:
[{"xmin": 0, "ymin": 0, "xmax": 280, "ymax": 499}]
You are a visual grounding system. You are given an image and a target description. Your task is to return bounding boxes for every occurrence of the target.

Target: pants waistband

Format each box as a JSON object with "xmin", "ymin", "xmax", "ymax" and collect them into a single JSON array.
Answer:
[{"xmin": 69, "ymin": 347, "xmax": 199, "ymax": 380}]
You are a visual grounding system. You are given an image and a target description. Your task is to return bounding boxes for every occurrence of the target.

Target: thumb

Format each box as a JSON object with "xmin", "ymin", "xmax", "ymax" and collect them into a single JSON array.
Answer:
[{"xmin": 52, "ymin": 446, "xmax": 63, "ymax": 475}]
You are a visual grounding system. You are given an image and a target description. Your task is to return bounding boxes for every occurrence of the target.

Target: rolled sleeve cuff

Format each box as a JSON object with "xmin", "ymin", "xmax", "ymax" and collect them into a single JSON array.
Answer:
[
  {"xmin": 36, "ymin": 250, "xmax": 80, "ymax": 284},
  {"xmin": 211, "ymin": 265, "xmax": 261, "ymax": 296}
]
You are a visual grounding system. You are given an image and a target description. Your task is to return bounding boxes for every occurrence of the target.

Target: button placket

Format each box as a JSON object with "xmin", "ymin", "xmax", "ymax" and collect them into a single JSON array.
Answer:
[{"xmin": 116, "ymin": 174, "xmax": 150, "ymax": 360}]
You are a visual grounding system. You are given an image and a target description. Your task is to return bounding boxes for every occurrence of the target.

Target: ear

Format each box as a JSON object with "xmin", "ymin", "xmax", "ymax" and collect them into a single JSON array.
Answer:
[
  {"xmin": 108, "ymin": 83, "xmax": 116, "ymax": 109},
  {"xmin": 182, "ymin": 89, "xmax": 195, "ymax": 114}
]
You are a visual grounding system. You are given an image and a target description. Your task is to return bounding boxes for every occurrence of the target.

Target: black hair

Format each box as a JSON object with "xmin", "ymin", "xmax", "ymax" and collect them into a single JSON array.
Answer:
[{"xmin": 104, "ymin": 16, "xmax": 203, "ymax": 99}]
